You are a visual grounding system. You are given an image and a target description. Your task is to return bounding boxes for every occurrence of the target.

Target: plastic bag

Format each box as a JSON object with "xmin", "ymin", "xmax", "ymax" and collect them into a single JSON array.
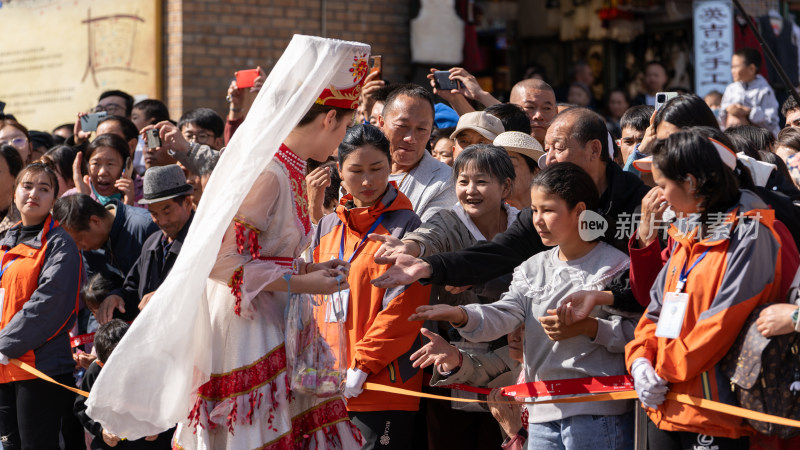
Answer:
[{"xmin": 285, "ymin": 290, "xmax": 347, "ymax": 398}]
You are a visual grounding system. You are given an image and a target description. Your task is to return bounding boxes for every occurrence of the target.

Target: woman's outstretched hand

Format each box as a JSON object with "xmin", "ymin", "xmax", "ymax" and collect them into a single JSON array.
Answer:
[
  {"xmin": 371, "ymin": 253, "xmax": 432, "ymax": 288},
  {"xmin": 409, "ymin": 328, "xmax": 461, "ymax": 372},
  {"xmin": 555, "ymin": 290, "xmax": 613, "ymax": 326},
  {"xmin": 408, "ymin": 304, "xmax": 466, "ymax": 325}
]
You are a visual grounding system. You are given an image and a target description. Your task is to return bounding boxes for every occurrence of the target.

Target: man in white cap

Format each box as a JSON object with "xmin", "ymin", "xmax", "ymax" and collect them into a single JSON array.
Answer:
[
  {"xmin": 96, "ymin": 164, "xmax": 195, "ymax": 323},
  {"xmin": 450, "ymin": 110, "xmax": 504, "ymax": 158}
]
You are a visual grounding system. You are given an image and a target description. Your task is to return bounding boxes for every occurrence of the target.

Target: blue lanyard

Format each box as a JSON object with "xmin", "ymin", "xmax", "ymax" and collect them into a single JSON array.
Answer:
[
  {"xmin": 338, "ymin": 214, "xmax": 385, "ymax": 264},
  {"xmin": 675, "ymin": 249, "xmax": 710, "ymax": 293},
  {"xmin": 0, "ymin": 256, "xmax": 19, "ymax": 282}
]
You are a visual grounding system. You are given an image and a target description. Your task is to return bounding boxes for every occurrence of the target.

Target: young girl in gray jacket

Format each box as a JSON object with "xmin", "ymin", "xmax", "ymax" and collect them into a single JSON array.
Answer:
[{"xmin": 411, "ymin": 162, "xmax": 637, "ymax": 450}]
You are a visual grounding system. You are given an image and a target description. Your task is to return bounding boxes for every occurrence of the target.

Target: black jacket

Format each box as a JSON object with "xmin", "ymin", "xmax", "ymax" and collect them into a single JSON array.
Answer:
[
  {"xmin": 110, "ymin": 212, "xmax": 194, "ymax": 321},
  {"xmin": 83, "ymin": 200, "xmax": 160, "ymax": 286},
  {"xmin": 424, "ymin": 162, "xmax": 650, "ymax": 311},
  {"xmin": 75, "ymin": 362, "xmax": 173, "ymax": 449}
]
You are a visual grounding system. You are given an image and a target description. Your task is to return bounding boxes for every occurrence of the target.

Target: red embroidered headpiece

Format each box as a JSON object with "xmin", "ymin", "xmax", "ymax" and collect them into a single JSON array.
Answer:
[{"xmin": 315, "ymin": 51, "xmax": 370, "ymax": 110}]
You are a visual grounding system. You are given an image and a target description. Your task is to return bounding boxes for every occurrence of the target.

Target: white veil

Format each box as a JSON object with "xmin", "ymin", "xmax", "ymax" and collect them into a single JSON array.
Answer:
[{"xmin": 86, "ymin": 35, "xmax": 371, "ymax": 440}]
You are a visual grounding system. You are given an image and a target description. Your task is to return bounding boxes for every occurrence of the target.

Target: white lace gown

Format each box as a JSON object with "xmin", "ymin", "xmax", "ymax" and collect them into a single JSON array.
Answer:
[{"xmin": 173, "ymin": 146, "xmax": 362, "ymax": 450}]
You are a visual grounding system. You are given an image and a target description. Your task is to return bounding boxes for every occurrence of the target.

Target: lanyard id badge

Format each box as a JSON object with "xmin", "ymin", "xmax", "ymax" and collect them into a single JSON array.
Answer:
[
  {"xmin": 325, "ymin": 289, "xmax": 349, "ymax": 323},
  {"xmin": 655, "ymin": 292, "xmax": 689, "ymax": 339},
  {"xmin": 656, "ymin": 249, "xmax": 709, "ymax": 339}
]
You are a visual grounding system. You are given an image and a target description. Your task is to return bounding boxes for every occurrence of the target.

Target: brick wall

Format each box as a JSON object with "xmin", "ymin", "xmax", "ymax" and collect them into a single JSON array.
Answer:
[{"xmin": 163, "ymin": 0, "xmax": 411, "ymax": 121}]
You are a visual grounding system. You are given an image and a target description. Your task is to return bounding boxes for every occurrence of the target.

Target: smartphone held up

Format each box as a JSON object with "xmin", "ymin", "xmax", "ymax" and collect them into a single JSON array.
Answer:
[
  {"xmin": 433, "ymin": 71, "xmax": 462, "ymax": 91},
  {"xmin": 145, "ymin": 128, "xmax": 161, "ymax": 149},
  {"xmin": 235, "ymin": 69, "xmax": 260, "ymax": 89},
  {"xmin": 369, "ymin": 55, "xmax": 382, "ymax": 80},
  {"xmin": 654, "ymin": 92, "xmax": 678, "ymax": 111},
  {"xmin": 80, "ymin": 112, "xmax": 107, "ymax": 132}
]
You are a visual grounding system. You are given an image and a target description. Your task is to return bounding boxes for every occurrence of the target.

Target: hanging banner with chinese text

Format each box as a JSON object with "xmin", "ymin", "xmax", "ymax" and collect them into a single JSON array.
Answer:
[{"xmin": 693, "ymin": 0, "xmax": 733, "ymax": 98}]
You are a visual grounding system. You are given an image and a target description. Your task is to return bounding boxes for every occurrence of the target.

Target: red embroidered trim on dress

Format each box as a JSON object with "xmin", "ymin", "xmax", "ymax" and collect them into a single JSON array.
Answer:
[
  {"xmin": 275, "ymin": 144, "xmax": 311, "ymax": 236},
  {"xmin": 290, "ymin": 398, "xmax": 352, "ymax": 444},
  {"xmin": 228, "ymin": 266, "xmax": 244, "ymax": 316},
  {"xmin": 258, "ymin": 398, "xmax": 355, "ymax": 449},
  {"xmin": 248, "ymin": 229, "xmax": 261, "ymax": 259},
  {"xmin": 257, "ymin": 256, "xmax": 293, "ymax": 266},
  {"xmin": 233, "ymin": 220, "xmax": 262, "ymax": 260},
  {"xmin": 198, "ymin": 344, "xmax": 287, "ymax": 401},
  {"xmin": 234, "ymin": 222, "xmax": 247, "ymax": 255}
]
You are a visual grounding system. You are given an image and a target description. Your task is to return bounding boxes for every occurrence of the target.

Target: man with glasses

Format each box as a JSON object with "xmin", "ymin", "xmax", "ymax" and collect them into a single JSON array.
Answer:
[
  {"xmin": 94, "ymin": 90, "xmax": 134, "ymax": 118},
  {"xmin": 177, "ymin": 108, "xmax": 224, "ymax": 150},
  {"xmin": 70, "ymin": 90, "xmax": 136, "ymax": 147}
]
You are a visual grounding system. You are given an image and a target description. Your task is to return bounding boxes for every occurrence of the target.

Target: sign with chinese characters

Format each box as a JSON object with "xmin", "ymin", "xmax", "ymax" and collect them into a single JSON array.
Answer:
[
  {"xmin": 694, "ymin": 0, "xmax": 734, "ymax": 98},
  {"xmin": 0, "ymin": 0, "xmax": 161, "ymax": 130}
]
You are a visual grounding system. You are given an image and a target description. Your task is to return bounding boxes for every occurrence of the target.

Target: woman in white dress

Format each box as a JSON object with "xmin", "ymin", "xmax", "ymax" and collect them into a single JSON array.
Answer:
[{"xmin": 86, "ymin": 36, "xmax": 371, "ymax": 449}]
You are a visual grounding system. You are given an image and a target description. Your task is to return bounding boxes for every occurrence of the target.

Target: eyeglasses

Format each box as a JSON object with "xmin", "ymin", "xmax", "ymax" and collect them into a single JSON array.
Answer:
[
  {"xmin": 182, "ymin": 132, "xmax": 214, "ymax": 143},
  {"xmin": 94, "ymin": 103, "xmax": 126, "ymax": 114},
  {"xmin": 0, "ymin": 137, "xmax": 28, "ymax": 148}
]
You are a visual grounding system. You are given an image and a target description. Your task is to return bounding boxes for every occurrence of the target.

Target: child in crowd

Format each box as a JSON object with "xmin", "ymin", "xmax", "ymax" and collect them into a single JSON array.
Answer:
[
  {"xmin": 411, "ymin": 162, "xmax": 636, "ymax": 449},
  {"xmin": 704, "ymin": 90, "xmax": 723, "ymax": 121},
  {"xmin": 430, "ymin": 127, "xmax": 455, "ymax": 167},
  {"xmin": 74, "ymin": 319, "xmax": 173, "ymax": 449},
  {"xmin": 720, "ymin": 48, "xmax": 780, "ymax": 137},
  {"xmin": 83, "ymin": 273, "xmax": 117, "ymax": 319},
  {"xmin": 74, "ymin": 273, "xmax": 118, "ymax": 371}
]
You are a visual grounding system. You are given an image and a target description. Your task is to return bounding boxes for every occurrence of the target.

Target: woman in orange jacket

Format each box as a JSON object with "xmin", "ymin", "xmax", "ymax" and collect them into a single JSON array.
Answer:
[
  {"xmin": 312, "ymin": 124, "xmax": 430, "ymax": 449},
  {"xmin": 625, "ymin": 131, "xmax": 784, "ymax": 449},
  {"xmin": 0, "ymin": 162, "xmax": 82, "ymax": 449}
]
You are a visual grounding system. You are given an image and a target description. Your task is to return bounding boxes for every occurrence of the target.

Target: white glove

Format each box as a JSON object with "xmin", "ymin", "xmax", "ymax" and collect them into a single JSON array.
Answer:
[
  {"xmin": 0, "ymin": 353, "xmax": 8, "ymax": 365},
  {"xmin": 631, "ymin": 357, "xmax": 668, "ymax": 409},
  {"xmin": 343, "ymin": 368, "xmax": 368, "ymax": 399}
]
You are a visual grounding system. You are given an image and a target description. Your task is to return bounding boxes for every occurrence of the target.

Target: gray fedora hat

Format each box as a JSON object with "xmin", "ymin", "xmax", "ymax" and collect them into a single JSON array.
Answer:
[{"xmin": 138, "ymin": 164, "xmax": 193, "ymax": 205}]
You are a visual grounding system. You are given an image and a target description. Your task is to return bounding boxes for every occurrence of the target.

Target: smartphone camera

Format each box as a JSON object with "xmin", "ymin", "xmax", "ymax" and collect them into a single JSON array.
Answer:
[
  {"xmin": 80, "ymin": 111, "xmax": 107, "ymax": 132},
  {"xmin": 433, "ymin": 71, "xmax": 462, "ymax": 91},
  {"xmin": 656, "ymin": 94, "xmax": 666, "ymax": 104},
  {"xmin": 145, "ymin": 128, "xmax": 162, "ymax": 149}
]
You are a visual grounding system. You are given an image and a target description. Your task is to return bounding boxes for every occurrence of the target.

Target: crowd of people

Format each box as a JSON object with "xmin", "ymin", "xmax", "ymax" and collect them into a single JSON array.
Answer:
[{"xmin": 0, "ymin": 34, "xmax": 799, "ymax": 450}]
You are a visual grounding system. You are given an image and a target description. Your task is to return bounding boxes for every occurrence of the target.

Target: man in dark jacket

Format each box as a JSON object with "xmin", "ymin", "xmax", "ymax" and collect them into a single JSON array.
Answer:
[
  {"xmin": 373, "ymin": 108, "xmax": 650, "ymax": 312},
  {"xmin": 96, "ymin": 165, "xmax": 194, "ymax": 324},
  {"xmin": 54, "ymin": 195, "xmax": 159, "ymax": 286}
]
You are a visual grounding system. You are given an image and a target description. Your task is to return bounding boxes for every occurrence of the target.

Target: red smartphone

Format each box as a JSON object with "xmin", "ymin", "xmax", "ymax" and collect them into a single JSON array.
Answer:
[
  {"xmin": 235, "ymin": 68, "xmax": 260, "ymax": 89},
  {"xmin": 369, "ymin": 55, "xmax": 382, "ymax": 80}
]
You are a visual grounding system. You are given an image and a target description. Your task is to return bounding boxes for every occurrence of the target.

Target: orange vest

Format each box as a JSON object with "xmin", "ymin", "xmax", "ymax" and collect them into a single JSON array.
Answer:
[
  {"xmin": 0, "ymin": 217, "xmax": 80, "ymax": 382},
  {"xmin": 314, "ymin": 187, "xmax": 430, "ymax": 412},
  {"xmin": 626, "ymin": 207, "xmax": 783, "ymax": 438}
]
